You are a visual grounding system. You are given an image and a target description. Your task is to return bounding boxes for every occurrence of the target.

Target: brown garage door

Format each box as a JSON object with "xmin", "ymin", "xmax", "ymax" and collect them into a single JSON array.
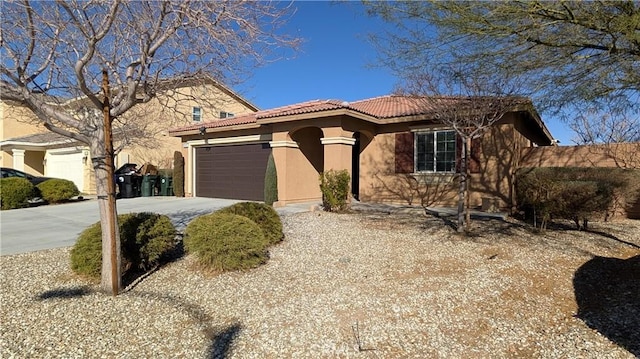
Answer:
[{"xmin": 195, "ymin": 143, "xmax": 271, "ymax": 201}]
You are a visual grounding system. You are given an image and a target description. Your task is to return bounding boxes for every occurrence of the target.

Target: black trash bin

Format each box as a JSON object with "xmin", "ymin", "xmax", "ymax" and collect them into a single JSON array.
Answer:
[{"xmin": 115, "ymin": 163, "xmax": 141, "ymax": 198}]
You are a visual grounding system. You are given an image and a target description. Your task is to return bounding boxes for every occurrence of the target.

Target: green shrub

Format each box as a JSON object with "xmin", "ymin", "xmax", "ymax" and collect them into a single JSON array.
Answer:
[
  {"xmin": 264, "ymin": 151, "xmax": 278, "ymax": 205},
  {"xmin": 319, "ymin": 169, "xmax": 350, "ymax": 212},
  {"xmin": 37, "ymin": 178, "xmax": 79, "ymax": 203},
  {"xmin": 173, "ymin": 151, "xmax": 185, "ymax": 197},
  {"xmin": 218, "ymin": 202, "xmax": 283, "ymax": 245},
  {"xmin": 70, "ymin": 212, "xmax": 177, "ymax": 279},
  {"xmin": 0, "ymin": 177, "xmax": 35, "ymax": 210},
  {"xmin": 516, "ymin": 167, "xmax": 635, "ymax": 229},
  {"xmin": 184, "ymin": 212, "xmax": 268, "ymax": 272},
  {"xmin": 69, "ymin": 222, "xmax": 103, "ymax": 278}
]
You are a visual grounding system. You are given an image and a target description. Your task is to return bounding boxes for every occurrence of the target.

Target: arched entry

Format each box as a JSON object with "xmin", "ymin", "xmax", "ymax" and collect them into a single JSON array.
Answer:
[{"xmin": 290, "ymin": 127, "xmax": 324, "ymax": 173}]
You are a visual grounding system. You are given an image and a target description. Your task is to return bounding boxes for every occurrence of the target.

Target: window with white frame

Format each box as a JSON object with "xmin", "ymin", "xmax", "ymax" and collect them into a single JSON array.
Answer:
[
  {"xmin": 219, "ymin": 111, "xmax": 234, "ymax": 119},
  {"xmin": 415, "ymin": 130, "xmax": 456, "ymax": 172},
  {"xmin": 192, "ymin": 107, "xmax": 202, "ymax": 122}
]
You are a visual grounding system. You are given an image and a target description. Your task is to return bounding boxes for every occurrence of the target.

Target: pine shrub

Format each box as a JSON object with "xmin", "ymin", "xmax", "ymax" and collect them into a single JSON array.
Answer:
[
  {"xmin": 70, "ymin": 212, "xmax": 177, "ymax": 279},
  {"xmin": 173, "ymin": 151, "xmax": 185, "ymax": 197},
  {"xmin": 184, "ymin": 212, "xmax": 268, "ymax": 272},
  {"xmin": 69, "ymin": 222, "xmax": 103, "ymax": 278},
  {"xmin": 37, "ymin": 178, "xmax": 79, "ymax": 203},
  {"xmin": 218, "ymin": 202, "xmax": 284, "ymax": 245},
  {"xmin": 0, "ymin": 177, "xmax": 34, "ymax": 210},
  {"xmin": 319, "ymin": 169, "xmax": 350, "ymax": 212},
  {"xmin": 264, "ymin": 152, "xmax": 278, "ymax": 205}
]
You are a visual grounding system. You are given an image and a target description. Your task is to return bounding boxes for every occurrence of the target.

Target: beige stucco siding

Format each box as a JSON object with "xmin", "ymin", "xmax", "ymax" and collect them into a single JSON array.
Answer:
[
  {"xmin": 0, "ymin": 101, "xmax": 47, "ymax": 140},
  {"xmin": 271, "ymin": 126, "xmax": 323, "ymax": 204},
  {"xmin": 520, "ymin": 143, "xmax": 640, "ymax": 169},
  {"xmin": 115, "ymin": 84, "xmax": 258, "ymax": 170},
  {"xmin": 359, "ymin": 121, "xmax": 523, "ymax": 211},
  {"xmin": 0, "ymin": 101, "xmax": 48, "ymax": 170},
  {"xmin": 519, "ymin": 143, "xmax": 640, "ymax": 219}
]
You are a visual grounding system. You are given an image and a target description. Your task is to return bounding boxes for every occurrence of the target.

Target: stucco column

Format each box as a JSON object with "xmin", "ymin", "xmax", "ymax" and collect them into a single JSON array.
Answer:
[
  {"xmin": 11, "ymin": 149, "xmax": 25, "ymax": 171},
  {"xmin": 270, "ymin": 131, "xmax": 298, "ymax": 206},
  {"xmin": 320, "ymin": 136, "xmax": 356, "ymax": 174}
]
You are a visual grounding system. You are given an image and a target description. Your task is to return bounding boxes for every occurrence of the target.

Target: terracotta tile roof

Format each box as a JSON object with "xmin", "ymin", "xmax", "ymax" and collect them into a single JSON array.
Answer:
[
  {"xmin": 348, "ymin": 95, "xmax": 432, "ymax": 118},
  {"xmin": 256, "ymin": 99, "xmax": 345, "ymax": 119},
  {"xmin": 172, "ymin": 113, "xmax": 259, "ymax": 132},
  {"xmin": 169, "ymin": 95, "xmax": 535, "ymax": 134},
  {"xmin": 168, "ymin": 99, "xmax": 346, "ymax": 133},
  {"xmin": 255, "ymin": 96, "xmax": 437, "ymax": 119}
]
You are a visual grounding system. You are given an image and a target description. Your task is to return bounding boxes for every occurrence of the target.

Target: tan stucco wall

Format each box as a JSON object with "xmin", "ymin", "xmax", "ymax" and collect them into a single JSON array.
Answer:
[
  {"xmin": 359, "ymin": 117, "xmax": 523, "ymax": 211},
  {"xmin": 271, "ymin": 126, "xmax": 324, "ymax": 204},
  {"xmin": 116, "ymin": 84, "xmax": 258, "ymax": 171},
  {"xmin": 0, "ymin": 101, "xmax": 47, "ymax": 140},
  {"xmin": 270, "ymin": 117, "xmax": 364, "ymax": 205},
  {"xmin": 520, "ymin": 143, "xmax": 640, "ymax": 169},
  {"xmin": 24, "ymin": 151, "xmax": 45, "ymax": 175},
  {"xmin": 0, "ymin": 101, "xmax": 48, "ymax": 169},
  {"xmin": 520, "ymin": 143, "xmax": 640, "ymax": 219}
]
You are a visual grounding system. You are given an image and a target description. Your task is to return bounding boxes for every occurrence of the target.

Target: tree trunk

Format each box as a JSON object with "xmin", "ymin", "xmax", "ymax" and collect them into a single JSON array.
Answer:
[
  {"xmin": 90, "ymin": 140, "xmax": 121, "ymax": 294},
  {"xmin": 457, "ymin": 137, "xmax": 467, "ymax": 233},
  {"xmin": 465, "ymin": 137, "xmax": 471, "ymax": 231}
]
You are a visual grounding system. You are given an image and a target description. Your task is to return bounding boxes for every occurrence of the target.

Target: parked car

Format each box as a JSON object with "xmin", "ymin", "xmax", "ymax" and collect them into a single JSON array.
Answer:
[{"xmin": 1, "ymin": 167, "xmax": 55, "ymax": 186}]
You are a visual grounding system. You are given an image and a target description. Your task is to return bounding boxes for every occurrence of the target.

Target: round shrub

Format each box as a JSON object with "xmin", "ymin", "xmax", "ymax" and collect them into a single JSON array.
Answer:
[
  {"xmin": 36, "ymin": 178, "xmax": 80, "ymax": 203},
  {"xmin": 70, "ymin": 221, "xmax": 103, "ymax": 278},
  {"xmin": 184, "ymin": 212, "xmax": 268, "ymax": 272},
  {"xmin": 71, "ymin": 212, "xmax": 177, "ymax": 279},
  {"xmin": 217, "ymin": 202, "xmax": 283, "ymax": 245},
  {"xmin": 0, "ymin": 177, "xmax": 34, "ymax": 210}
]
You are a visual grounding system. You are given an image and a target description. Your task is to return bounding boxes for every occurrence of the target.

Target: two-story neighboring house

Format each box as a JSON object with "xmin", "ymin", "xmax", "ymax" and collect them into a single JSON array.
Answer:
[{"xmin": 0, "ymin": 78, "xmax": 258, "ymax": 194}]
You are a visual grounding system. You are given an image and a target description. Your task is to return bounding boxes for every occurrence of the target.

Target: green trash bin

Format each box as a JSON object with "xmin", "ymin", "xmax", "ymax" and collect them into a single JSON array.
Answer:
[
  {"xmin": 159, "ymin": 176, "xmax": 173, "ymax": 196},
  {"xmin": 141, "ymin": 175, "xmax": 158, "ymax": 197}
]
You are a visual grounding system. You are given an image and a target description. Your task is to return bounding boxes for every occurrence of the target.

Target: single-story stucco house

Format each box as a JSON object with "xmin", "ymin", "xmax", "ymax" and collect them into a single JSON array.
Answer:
[{"xmin": 169, "ymin": 95, "xmax": 556, "ymax": 211}]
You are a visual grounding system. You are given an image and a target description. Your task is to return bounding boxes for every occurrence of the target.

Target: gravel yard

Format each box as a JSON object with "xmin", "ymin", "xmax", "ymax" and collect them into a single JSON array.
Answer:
[{"xmin": 1, "ymin": 209, "xmax": 639, "ymax": 358}]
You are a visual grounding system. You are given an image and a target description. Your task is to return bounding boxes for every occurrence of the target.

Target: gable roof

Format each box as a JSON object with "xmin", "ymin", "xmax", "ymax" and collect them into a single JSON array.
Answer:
[
  {"xmin": 169, "ymin": 95, "xmax": 555, "ymax": 145},
  {"xmin": 2, "ymin": 74, "xmax": 258, "ymax": 115},
  {"xmin": 0, "ymin": 132, "xmax": 82, "ymax": 151}
]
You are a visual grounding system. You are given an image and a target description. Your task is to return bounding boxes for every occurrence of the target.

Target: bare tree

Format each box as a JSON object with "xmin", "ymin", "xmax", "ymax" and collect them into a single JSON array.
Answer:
[
  {"xmin": 400, "ymin": 69, "xmax": 528, "ymax": 232},
  {"xmin": 568, "ymin": 100, "xmax": 640, "ymax": 169},
  {"xmin": 0, "ymin": 0, "xmax": 298, "ymax": 294},
  {"xmin": 364, "ymin": 1, "xmax": 640, "ymax": 140}
]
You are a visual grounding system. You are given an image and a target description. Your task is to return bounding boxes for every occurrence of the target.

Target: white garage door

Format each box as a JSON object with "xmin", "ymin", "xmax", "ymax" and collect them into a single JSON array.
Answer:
[{"xmin": 46, "ymin": 149, "xmax": 84, "ymax": 192}]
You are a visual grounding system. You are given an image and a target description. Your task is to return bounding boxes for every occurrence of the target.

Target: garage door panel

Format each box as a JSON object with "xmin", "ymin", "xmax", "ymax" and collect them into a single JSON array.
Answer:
[
  {"xmin": 46, "ymin": 151, "xmax": 84, "ymax": 192},
  {"xmin": 195, "ymin": 143, "xmax": 270, "ymax": 201}
]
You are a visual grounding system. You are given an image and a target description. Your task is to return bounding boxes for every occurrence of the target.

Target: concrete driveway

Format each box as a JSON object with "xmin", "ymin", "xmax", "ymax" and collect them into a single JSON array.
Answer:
[{"xmin": 0, "ymin": 197, "xmax": 315, "ymax": 256}]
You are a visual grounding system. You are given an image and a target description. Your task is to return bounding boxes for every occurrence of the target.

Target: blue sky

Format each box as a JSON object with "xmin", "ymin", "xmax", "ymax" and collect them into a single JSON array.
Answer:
[{"xmin": 243, "ymin": 1, "xmax": 574, "ymax": 145}]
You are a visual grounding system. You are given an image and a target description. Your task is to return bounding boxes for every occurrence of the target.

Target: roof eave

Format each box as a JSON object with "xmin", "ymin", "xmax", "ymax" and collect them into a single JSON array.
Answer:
[
  {"xmin": 169, "ymin": 122, "xmax": 261, "ymax": 137},
  {"xmin": 256, "ymin": 109, "xmax": 382, "ymax": 125}
]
